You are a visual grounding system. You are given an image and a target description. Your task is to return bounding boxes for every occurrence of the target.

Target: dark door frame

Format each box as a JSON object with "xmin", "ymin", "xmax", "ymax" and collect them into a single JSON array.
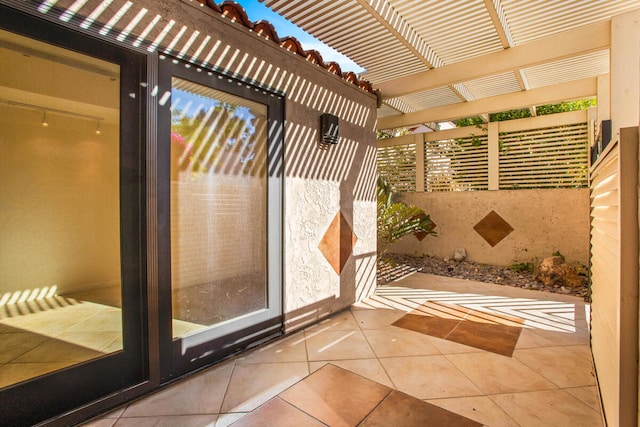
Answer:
[{"xmin": 156, "ymin": 56, "xmax": 285, "ymax": 381}]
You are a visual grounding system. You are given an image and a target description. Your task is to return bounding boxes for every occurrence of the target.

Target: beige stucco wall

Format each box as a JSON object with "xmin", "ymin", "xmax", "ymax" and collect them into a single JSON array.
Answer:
[
  {"xmin": 11, "ymin": 0, "xmax": 378, "ymax": 328},
  {"xmin": 390, "ymin": 188, "xmax": 590, "ymax": 266}
]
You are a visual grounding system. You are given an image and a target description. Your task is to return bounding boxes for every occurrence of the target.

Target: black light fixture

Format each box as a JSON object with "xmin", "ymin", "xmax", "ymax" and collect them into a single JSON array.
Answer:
[{"xmin": 320, "ymin": 113, "xmax": 339, "ymax": 144}]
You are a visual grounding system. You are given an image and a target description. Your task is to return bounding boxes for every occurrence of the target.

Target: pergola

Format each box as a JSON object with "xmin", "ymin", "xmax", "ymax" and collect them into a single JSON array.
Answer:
[
  {"xmin": 259, "ymin": 2, "xmax": 640, "ymax": 426},
  {"xmin": 261, "ymin": 0, "xmax": 639, "ymax": 130}
]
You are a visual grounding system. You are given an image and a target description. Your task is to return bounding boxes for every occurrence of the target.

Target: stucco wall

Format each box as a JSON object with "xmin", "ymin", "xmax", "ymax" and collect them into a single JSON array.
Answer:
[
  {"xmin": 29, "ymin": 0, "xmax": 378, "ymax": 329},
  {"xmin": 390, "ymin": 189, "xmax": 590, "ymax": 266}
]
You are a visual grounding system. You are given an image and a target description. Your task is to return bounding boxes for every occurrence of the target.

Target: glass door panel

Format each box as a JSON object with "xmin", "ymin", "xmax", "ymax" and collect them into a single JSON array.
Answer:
[
  {"xmin": 170, "ymin": 77, "xmax": 269, "ymax": 339},
  {"xmin": 0, "ymin": 28, "xmax": 122, "ymax": 388},
  {"xmin": 159, "ymin": 60, "xmax": 283, "ymax": 377}
]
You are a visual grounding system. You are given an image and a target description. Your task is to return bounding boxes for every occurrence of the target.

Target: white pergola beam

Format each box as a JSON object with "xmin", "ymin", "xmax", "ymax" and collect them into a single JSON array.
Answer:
[
  {"xmin": 377, "ymin": 20, "xmax": 610, "ymax": 99},
  {"xmin": 377, "ymin": 77, "xmax": 597, "ymax": 130}
]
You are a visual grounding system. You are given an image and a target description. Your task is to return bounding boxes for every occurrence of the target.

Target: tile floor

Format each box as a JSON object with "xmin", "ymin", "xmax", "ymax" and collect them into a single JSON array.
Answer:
[
  {"xmin": 0, "ymin": 296, "xmax": 123, "ymax": 388},
  {"xmin": 84, "ymin": 273, "xmax": 603, "ymax": 426}
]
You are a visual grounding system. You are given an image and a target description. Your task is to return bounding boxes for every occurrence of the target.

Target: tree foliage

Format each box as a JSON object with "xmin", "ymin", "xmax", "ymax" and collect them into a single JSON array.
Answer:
[
  {"xmin": 377, "ymin": 176, "xmax": 436, "ymax": 258},
  {"xmin": 454, "ymin": 98, "xmax": 596, "ymax": 127},
  {"xmin": 171, "ymin": 90, "xmax": 262, "ymax": 177}
]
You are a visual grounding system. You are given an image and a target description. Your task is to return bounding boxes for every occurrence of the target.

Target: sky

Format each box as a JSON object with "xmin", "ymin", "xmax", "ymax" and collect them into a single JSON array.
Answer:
[{"xmin": 233, "ymin": 0, "xmax": 365, "ymax": 74}]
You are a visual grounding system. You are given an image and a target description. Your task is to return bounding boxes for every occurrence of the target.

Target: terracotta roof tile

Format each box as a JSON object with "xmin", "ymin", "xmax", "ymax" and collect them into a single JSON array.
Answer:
[
  {"xmin": 253, "ymin": 20, "xmax": 280, "ymax": 43},
  {"xmin": 200, "ymin": 0, "xmax": 222, "ymax": 13},
  {"xmin": 220, "ymin": 1, "xmax": 254, "ymax": 28},
  {"xmin": 197, "ymin": 0, "xmax": 376, "ymax": 95}
]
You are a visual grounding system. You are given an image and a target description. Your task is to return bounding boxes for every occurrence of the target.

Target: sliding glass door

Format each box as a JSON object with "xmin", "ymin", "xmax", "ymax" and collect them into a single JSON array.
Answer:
[
  {"xmin": 0, "ymin": 7, "xmax": 146, "ymax": 425},
  {"xmin": 158, "ymin": 58, "xmax": 283, "ymax": 378}
]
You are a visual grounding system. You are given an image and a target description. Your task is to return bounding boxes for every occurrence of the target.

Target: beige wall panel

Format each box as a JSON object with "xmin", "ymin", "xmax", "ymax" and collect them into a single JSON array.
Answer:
[
  {"xmin": 0, "ymin": 106, "xmax": 120, "ymax": 295},
  {"xmin": 389, "ymin": 188, "xmax": 590, "ymax": 266}
]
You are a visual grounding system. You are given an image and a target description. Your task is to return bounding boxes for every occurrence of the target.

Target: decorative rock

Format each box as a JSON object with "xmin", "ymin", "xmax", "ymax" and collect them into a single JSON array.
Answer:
[
  {"xmin": 534, "ymin": 256, "xmax": 587, "ymax": 289},
  {"xmin": 454, "ymin": 248, "xmax": 467, "ymax": 262}
]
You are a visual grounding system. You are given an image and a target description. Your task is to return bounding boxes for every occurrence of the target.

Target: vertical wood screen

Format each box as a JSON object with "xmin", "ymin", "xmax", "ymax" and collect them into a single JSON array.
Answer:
[{"xmin": 589, "ymin": 127, "xmax": 639, "ymax": 427}]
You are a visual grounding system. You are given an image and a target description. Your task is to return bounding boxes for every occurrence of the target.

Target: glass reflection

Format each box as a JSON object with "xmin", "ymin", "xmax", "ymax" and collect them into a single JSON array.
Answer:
[{"xmin": 170, "ymin": 77, "xmax": 268, "ymax": 339}]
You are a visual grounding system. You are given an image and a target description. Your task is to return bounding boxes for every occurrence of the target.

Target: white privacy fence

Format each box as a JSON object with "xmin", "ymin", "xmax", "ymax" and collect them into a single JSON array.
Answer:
[{"xmin": 378, "ymin": 110, "xmax": 591, "ymax": 192}]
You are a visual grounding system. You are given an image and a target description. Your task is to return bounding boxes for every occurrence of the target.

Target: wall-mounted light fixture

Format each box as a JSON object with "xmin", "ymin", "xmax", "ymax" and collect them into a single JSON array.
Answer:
[
  {"xmin": 320, "ymin": 113, "xmax": 339, "ymax": 144},
  {"xmin": 1, "ymin": 99, "xmax": 104, "ymax": 130}
]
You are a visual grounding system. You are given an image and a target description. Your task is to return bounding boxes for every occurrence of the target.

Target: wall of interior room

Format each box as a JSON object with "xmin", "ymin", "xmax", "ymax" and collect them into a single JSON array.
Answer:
[{"xmin": 0, "ymin": 106, "xmax": 121, "ymax": 295}]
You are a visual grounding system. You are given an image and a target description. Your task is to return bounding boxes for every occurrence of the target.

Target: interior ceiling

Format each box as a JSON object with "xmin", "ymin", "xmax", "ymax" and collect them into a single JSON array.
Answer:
[{"xmin": 260, "ymin": 0, "xmax": 640, "ymax": 129}]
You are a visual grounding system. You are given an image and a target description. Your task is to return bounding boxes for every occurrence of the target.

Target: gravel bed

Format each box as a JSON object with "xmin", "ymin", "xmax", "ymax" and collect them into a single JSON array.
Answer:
[{"xmin": 378, "ymin": 253, "xmax": 589, "ymax": 301}]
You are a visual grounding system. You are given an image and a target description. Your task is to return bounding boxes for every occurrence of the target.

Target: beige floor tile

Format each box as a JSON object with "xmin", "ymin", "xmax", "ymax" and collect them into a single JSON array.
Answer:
[
  {"xmin": 1, "ymin": 309, "xmax": 97, "ymax": 335},
  {"xmin": 427, "ymin": 395, "xmax": 519, "ymax": 427},
  {"xmin": 215, "ymin": 412, "xmax": 248, "ymax": 427},
  {"xmin": 565, "ymin": 386, "xmax": 602, "ymax": 412},
  {"xmin": 527, "ymin": 326, "xmax": 590, "ymax": 346},
  {"xmin": 123, "ymin": 361, "xmax": 235, "ymax": 416},
  {"xmin": 563, "ymin": 344, "xmax": 593, "ymax": 360},
  {"xmin": 172, "ymin": 319, "xmax": 207, "ymax": 338},
  {"xmin": 514, "ymin": 346, "xmax": 596, "ymax": 388},
  {"xmin": 66, "ymin": 311, "xmax": 123, "ymax": 333},
  {"xmin": 446, "ymin": 352, "xmax": 558, "ymax": 394},
  {"xmin": 101, "ymin": 407, "xmax": 127, "ymax": 419},
  {"xmin": 13, "ymin": 339, "xmax": 104, "ymax": 363},
  {"xmin": 515, "ymin": 328, "xmax": 556, "ymax": 349},
  {"xmin": 309, "ymin": 359, "xmax": 394, "ymax": 388},
  {"xmin": 0, "ymin": 361, "xmax": 75, "ymax": 388},
  {"xmin": 362, "ymin": 326, "xmax": 440, "ymax": 357},
  {"xmin": 304, "ymin": 311, "xmax": 360, "ymax": 332},
  {"xmin": 0, "ymin": 323, "xmax": 17, "ymax": 333},
  {"xmin": 56, "ymin": 331, "xmax": 122, "ymax": 353},
  {"xmin": 424, "ymin": 335, "xmax": 484, "ymax": 355},
  {"xmin": 350, "ymin": 308, "xmax": 406, "ymax": 330},
  {"xmin": 101, "ymin": 335, "xmax": 125, "ymax": 353},
  {"xmin": 232, "ymin": 397, "xmax": 326, "ymax": 427},
  {"xmin": 304, "ymin": 330, "xmax": 376, "ymax": 361},
  {"xmin": 235, "ymin": 332, "xmax": 307, "ymax": 364},
  {"xmin": 279, "ymin": 364, "xmax": 390, "ymax": 427},
  {"xmin": 113, "ymin": 415, "xmax": 218, "ymax": 426},
  {"xmin": 0, "ymin": 332, "xmax": 49, "ymax": 362},
  {"xmin": 220, "ymin": 362, "xmax": 308, "ymax": 413},
  {"xmin": 380, "ymin": 355, "xmax": 483, "ymax": 400},
  {"xmin": 490, "ymin": 389, "xmax": 603, "ymax": 427}
]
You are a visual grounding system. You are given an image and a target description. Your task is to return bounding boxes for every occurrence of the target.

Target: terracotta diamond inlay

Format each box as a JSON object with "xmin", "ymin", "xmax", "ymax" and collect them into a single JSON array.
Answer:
[
  {"xmin": 473, "ymin": 210, "xmax": 514, "ymax": 247},
  {"xmin": 318, "ymin": 211, "xmax": 358, "ymax": 275},
  {"xmin": 392, "ymin": 301, "xmax": 524, "ymax": 357}
]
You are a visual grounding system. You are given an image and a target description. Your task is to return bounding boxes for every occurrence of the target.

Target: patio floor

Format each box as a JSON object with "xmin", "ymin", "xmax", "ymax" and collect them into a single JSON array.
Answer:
[{"xmin": 84, "ymin": 273, "xmax": 602, "ymax": 426}]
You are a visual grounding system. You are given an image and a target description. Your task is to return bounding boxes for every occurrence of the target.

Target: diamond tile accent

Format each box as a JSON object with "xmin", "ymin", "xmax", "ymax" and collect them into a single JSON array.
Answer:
[
  {"xmin": 392, "ymin": 301, "xmax": 524, "ymax": 357},
  {"xmin": 415, "ymin": 224, "xmax": 436, "ymax": 242},
  {"xmin": 473, "ymin": 210, "xmax": 514, "ymax": 247},
  {"xmin": 318, "ymin": 211, "xmax": 358, "ymax": 274}
]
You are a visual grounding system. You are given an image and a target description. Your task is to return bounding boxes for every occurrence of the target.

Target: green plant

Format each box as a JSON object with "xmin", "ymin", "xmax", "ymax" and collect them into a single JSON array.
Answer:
[
  {"xmin": 377, "ymin": 176, "xmax": 436, "ymax": 258},
  {"xmin": 552, "ymin": 250, "xmax": 565, "ymax": 261},
  {"xmin": 508, "ymin": 262, "xmax": 534, "ymax": 274}
]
